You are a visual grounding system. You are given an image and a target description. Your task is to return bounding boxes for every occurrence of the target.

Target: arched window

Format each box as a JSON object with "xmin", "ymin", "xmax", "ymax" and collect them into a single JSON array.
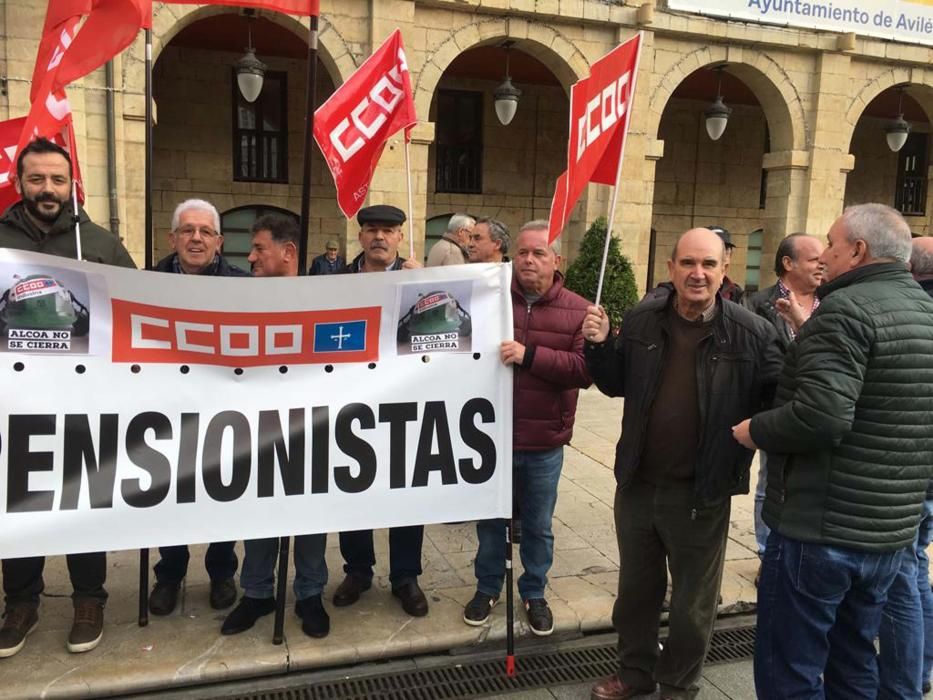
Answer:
[{"xmin": 221, "ymin": 205, "xmax": 299, "ymax": 273}]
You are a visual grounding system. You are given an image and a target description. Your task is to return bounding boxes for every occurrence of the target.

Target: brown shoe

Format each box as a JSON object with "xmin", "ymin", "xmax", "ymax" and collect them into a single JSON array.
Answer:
[
  {"xmin": 591, "ymin": 675, "xmax": 656, "ymax": 700},
  {"xmin": 0, "ymin": 605, "xmax": 38, "ymax": 658},
  {"xmin": 392, "ymin": 580, "xmax": 429, "ymax": 617},
  {"xmin": 332, "ymin": 573, "xmax": 372, "ymax": 607},
  {"xmin": 67, "ymin": 600, "xmax": 103, "ymax": 653}
]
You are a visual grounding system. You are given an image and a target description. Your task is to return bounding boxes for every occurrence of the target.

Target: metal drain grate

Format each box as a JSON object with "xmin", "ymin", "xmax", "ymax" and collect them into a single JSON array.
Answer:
[{"xmin": 226, "ymin": 624, "xmax": 756, "ymax": 700}]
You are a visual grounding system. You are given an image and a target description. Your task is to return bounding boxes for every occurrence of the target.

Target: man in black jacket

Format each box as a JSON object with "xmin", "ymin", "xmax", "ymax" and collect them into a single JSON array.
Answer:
[
  {"xmin": 586, "ymin": 228, "xmax": 782, "ymax": 700},
  {"xmin": 733, "ymin": 204, "xmax": 933, "ymax": 699},
  {"xmin": 147, "ymin": 199, "xmax": 244, "ymax": 617}
]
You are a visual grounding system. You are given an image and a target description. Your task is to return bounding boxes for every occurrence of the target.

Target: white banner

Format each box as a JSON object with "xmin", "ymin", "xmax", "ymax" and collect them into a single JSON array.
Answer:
[
  {"xmin": 0, "ymin": 251, "xmax": 513, "ymax": 558},
  {"xmin": 667, "ymin": 0, "xmax": 933, "ymax": 46}
]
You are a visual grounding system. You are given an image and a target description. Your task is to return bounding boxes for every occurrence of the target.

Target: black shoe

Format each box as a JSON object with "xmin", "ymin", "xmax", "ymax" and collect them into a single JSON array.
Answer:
[
  {"xmin": 524, "ymin": 598, "xmax": 554, "ymax": 636},
  {"xmin": 463, "ymin": 591, "xmax": 498, "ymax": 626},
  {"xmin": 210, "ymin": 578, "xmax": 237, "ymax": 610},
  {"xmin": 392, "ymin": 580, "xmax": 429, "ymax": 617},
  {"xmin": 148, "ymin": 581, "xmax": 180, "ymax": 616},
  {"xmin": 295, "ymin": 595, "xmax": 330, "ymax": 638},
  {"xmin": 221, "ymin": 597, "xmax": 275, "ymax": 635},
  {"xmin": 332, "ymin": 573, "xmax": 372, "ymax": 607},
  {"xmin": 0, "ymin": 605, "xmax": 38, "ymax": 658}
]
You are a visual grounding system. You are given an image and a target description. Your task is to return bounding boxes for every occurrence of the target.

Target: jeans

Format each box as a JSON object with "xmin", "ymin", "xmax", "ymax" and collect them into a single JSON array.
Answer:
[
  {"xmin": 240, "ymin": 534, "xmax": 328, "ymax": 600},
  {"xmin": 3, "ymin": 553, "xmax": 107, "ymax": 606},
  {"xmin": 878, "ymin": 496, "xmax": 933, "ymax": 698},
  {"xmin": 755, "ymin": 530, "xmax": 902, "ymax": 700},
  {"xmin": 754, "ymin": 452, "xmax": 770, "ymax": 557},
  {"xmin": 474, "ymin": 447, "xmax": 563, "ymax": 601},
  {"xmin": 339, "ymin": 525, "xmax": 424, "ymax": 587},
  {"xmin": 154, "ymin": 542, "xmax": 238, "ymax": 585},
  {"xmin": 613, "ymin": 479, "xmax": 730, "ymax": 700}
]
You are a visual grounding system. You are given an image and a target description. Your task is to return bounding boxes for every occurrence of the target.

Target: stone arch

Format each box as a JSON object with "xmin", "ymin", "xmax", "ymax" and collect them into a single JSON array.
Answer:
[
  {"xmin": 648, "ymin": 46, "xmax": 808, "ymax": 153},
  {"xmin": 843, "ymin": 66, "xmax": 933, "ymax": 147},
  {"xmin": 149, "ymin": 4, "xmax": 352, "ymax": 86},
  {"xmin": 412, "ymin": 18, "xmax": 590, "ymax": 118}
]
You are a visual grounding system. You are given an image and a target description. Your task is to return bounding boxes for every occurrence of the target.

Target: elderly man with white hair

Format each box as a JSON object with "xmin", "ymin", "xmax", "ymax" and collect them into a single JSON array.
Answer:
[
  {"xmin": 733, "ymin": 204, "xmax": 933, "ymax": 700},
  {"xmin": 147, "ymin": 199, "xmax": 247, "ymax": 618},
  {"xmin": 426, "ymin": 213, "xmax": 473, "ymax": 266}
]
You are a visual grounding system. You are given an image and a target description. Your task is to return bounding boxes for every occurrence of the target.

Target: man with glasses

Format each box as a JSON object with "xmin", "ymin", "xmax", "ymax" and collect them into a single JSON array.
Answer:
[
  {"xmin": 147, "ymin": 199, "xmax": 245, "ymax": 617},
  {"xmin": 310, "ymin": 240, "xmax": 345, "ymax": 275}
]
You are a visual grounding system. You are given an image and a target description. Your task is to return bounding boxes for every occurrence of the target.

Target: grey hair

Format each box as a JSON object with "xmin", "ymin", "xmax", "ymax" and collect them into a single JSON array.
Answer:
[
  {"xmin": 840, "ymin": 203, "xmax": 912, "ymax": 263},
  {"xmin": 447, "ymin": 213, "xmax": 475, "ymax": 234},
  {"xmin": 911, "ymin": 239, "xmax": 933, "ymax": 276},
  {"xmin": 172, "ymin": 199, "xmax": 221, "ymax": 233},
  {"xmin": 476, "ymin": 217, "xmax": 511, "ymax": 255},
  {"xmin": 520, "ymin": 219, "xmax": 559, "ymax": 255}
]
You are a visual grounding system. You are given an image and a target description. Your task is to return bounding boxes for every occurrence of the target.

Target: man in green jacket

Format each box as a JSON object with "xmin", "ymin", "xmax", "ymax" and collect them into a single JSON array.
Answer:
[
  {"xmin": 0, "ymin": 138, "xmax": 135, "ymax": 659},
  {"xmin": 733, "ymin": 203, "xmax": 933, "ymax": 700}
]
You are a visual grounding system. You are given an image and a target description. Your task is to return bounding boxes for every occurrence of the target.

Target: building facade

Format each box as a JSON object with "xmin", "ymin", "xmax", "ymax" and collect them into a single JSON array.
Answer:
[{"xmin": 1, "ymin": 0, "xmax": 931, "ymax": 289}]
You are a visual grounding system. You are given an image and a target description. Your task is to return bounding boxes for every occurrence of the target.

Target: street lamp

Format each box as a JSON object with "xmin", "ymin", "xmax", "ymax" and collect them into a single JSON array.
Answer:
[
  {"xmin": 235, "ymin": 14, "xmax": 266, "ymax": 103},
  {"xmin": 885, "ymin": 87, "xmax": 911, "ymax": 153},
  {"xmin": 704, "ymin": 65, "xmax": 732, "ymax": 141},
  {"xmin": 494, "ymin": 43, "xmax": 522, "ymax": 126}
]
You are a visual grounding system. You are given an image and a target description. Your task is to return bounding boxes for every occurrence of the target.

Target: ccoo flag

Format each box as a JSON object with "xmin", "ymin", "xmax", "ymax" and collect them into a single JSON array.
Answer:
[
  {"xmin": 313, "ymin": 29, "xmax": 417, "ymax": 219},
  {"xmin": 547, "ymin": 33, "xmax": 642, "ymax": 243}
]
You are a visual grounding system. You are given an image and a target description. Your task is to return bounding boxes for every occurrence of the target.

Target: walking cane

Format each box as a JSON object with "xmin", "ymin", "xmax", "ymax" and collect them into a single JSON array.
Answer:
[
  {"xmin": 505, "ymin": 518, "xmax": 515, "ymax": 677},
  {"xmin": 272, "ymin": 536, "xmax": 290, "ymax": 644},
  {"xmin": 138, "ymin": 549, "xmax": 149, "ymax": 627}
]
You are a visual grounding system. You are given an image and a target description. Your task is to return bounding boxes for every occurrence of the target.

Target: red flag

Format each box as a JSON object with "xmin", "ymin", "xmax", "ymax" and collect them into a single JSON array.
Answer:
[
  {"xmin": 30, "ymin": 2, "xmax": 89, "ymax": 102},
  {"xmin": 547, "ymin": 33, "xmax": 642, "ymax": 243},
  {"xmin": 0, "ymin": 114, "xmax": 85, "ymax": 215},
  {"xmin": 49, "ymin": 0, "xmax": 148, "ymax": 93},
  {"xmin": 313, "ymin": 29, "xmax": 416, "ymax": 219},
  {"xmin": 160, "ymin": 0, "xmax": 319, "ymax": 15}
]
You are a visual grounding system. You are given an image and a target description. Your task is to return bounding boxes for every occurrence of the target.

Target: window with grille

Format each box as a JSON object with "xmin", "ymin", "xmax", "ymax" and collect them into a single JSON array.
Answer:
[
  {"xmin": 233, "ymin": 71, "xmax": 288, "ymax": 183},
  {"xmin": 895, "ymin": 132, "xmax": 928, "ymax": 216},
  {"xmin": 435, "ymin": 90, "xmax": 483, "ymax": 194},
  {"xmin": 745, "ymin": 228, "xmax": 763, "ymax": 293}
]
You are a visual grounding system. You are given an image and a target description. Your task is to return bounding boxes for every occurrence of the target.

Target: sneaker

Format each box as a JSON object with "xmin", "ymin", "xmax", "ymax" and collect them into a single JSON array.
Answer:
[
  {"xmin": 295, "ymin": 595, "xmax": 330, "ymax": 638},
  {"xmin": 463, "ymin": 591, "xmax": 498, "ymax": 626},
  {"xmin": 524, "ymin": 598, "xmax": 554, "ymax": 636},
  {"xmin": 209, "ymin": 578, "xmax": 237, "ymax": 610},
  {"xmin": 67, "ymin": 600, "xmax": 103, "ymax": 653},
  {"xmin": 148, "ymin": 580, "xmax": 180, "ymax": 616},
  {"xmin": 0, "ymin": 605, "xmax": 38, "ymax": 658},
  {"xmin": 221, "ymin": 596, "xmax": 276, "ymax": 635}
]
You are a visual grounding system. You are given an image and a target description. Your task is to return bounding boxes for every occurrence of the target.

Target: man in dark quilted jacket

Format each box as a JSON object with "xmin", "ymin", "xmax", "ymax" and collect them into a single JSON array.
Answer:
[
  {"xmin": 462, "ymin": 220, "xmax": 591, "ymax": 637},
  {"xmin": 733, "ymin": 203, "xmax": 933, "ymax": 700}
]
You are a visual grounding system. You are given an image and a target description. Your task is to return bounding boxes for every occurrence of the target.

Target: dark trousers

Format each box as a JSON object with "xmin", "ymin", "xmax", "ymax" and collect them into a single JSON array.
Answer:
[
  {"xmin": 339, "ymin": 526, "xmax": 424, "ymax": 587},
  {"xmin": 613, "ymin": 479, "xmax": 730, "ymax": 700},
  {"xmin": 3, "ymin": 553, "xmax": 107, "ymax": 607},
  {"xmin": 154, "ymin": 542, "xmax": 238, "ymax": 585}
]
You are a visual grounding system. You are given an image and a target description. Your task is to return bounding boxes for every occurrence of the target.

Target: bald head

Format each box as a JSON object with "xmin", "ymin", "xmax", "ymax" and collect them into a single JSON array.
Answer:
[
  {"xmin": 911, "ymin": 236, "xmax": 933, "ymax": 280},
  {"xmin": 671, "ymin": 228, "xmax": 726, "ymax": 263}
]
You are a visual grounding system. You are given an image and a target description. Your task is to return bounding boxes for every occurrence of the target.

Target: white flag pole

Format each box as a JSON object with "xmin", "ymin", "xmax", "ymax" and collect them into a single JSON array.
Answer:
[
  {"xmin": 594, "ymin": 31, "xmax": 644, "ymax": 309},
  {"xmin": 404, "ymin": 137, "xmax": 415, "ymax": 259},
  {"xmin": 71, "ymin": 180, "xmax": 82, "ymax": 261}
]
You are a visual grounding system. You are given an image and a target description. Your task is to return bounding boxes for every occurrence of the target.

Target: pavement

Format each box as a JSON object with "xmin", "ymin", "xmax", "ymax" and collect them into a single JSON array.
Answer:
[{"xmin": 0, "ymin": 389, "xmax": 769, "ymax": 698}]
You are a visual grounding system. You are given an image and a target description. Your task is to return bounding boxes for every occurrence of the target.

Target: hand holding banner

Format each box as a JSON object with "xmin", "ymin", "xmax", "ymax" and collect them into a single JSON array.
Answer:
[
  {"xmin": 313, "ymin": 29, "xmax": 417, "ymax": 219},
  {"xmin": 547, "ymin": 33, "xmax": 643, "ymax": 243}
]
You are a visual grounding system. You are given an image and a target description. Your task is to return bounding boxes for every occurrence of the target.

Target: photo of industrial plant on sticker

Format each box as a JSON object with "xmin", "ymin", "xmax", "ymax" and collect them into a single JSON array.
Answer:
[
  {"xmin": 395, "ymin": 280, "xmax": 473, "ymax": 355},
  {"xmin": 0, "ymin": 264, "xmax": 94, "ymax": 355}
]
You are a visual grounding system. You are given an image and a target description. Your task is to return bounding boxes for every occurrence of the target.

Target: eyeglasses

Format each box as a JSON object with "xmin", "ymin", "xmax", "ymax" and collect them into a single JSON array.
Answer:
[{"xmin": 175, "ymin": 225, "xmax": 220, "ymax": 239}]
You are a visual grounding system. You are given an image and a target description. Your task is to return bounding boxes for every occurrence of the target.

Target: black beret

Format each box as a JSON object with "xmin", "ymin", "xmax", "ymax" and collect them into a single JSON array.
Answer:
[
  {"xmin": 706, "ymin": 225, "xmax": 735, "ymax": 249},
  {"xmin": 357, "ymin": 204, "xmax": 406, "ymax": 227}
]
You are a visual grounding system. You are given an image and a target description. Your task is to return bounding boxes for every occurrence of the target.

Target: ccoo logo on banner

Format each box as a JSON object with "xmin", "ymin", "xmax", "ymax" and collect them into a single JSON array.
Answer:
[{"xmin": 0, "ymin": 251, "xmax": 513, "ymax": 558}]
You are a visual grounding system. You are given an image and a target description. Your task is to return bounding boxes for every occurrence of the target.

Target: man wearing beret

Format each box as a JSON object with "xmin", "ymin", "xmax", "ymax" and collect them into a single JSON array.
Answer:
[{"xmin": 335, "ymin": 204, "xmax": 427, "ymax": 616}]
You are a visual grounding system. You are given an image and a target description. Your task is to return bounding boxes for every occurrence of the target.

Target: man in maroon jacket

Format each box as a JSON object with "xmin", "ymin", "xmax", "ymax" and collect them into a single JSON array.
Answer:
[{"xmin": 462, "ymin": 220, "xmax": 591, "ymax": 636}]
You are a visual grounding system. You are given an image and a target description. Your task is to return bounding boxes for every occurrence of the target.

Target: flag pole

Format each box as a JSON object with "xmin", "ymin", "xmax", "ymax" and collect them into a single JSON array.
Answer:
[
  {"xmin": 71, "ymin": 180, "xmax": 82, "ymax": 260},
  {"xmin": 297, "ymin": 14, "xmax": 320, "ymax": 276},
  {"xmin": 139, "ymin": 27, "xmax": 154, "ymax": 629},
  {"xmin": 404, "ymin": 138, "xmax": 414, "ymax": 260},
  {"xmin": 505, "ymin": 518, "xmax": 516, "ymax": 677}
]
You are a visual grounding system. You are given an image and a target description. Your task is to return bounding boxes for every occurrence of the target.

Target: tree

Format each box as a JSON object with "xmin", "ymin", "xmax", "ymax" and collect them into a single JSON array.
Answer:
[{"xmin": 564, "ymin": 217, "xmax": 638, "ymax": 330}]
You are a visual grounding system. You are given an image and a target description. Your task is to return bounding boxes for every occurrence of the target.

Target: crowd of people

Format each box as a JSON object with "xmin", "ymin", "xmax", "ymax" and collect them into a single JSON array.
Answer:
[{"xmin": 0, "ymin": 137, "xmax": 931, "ymax": 700}]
